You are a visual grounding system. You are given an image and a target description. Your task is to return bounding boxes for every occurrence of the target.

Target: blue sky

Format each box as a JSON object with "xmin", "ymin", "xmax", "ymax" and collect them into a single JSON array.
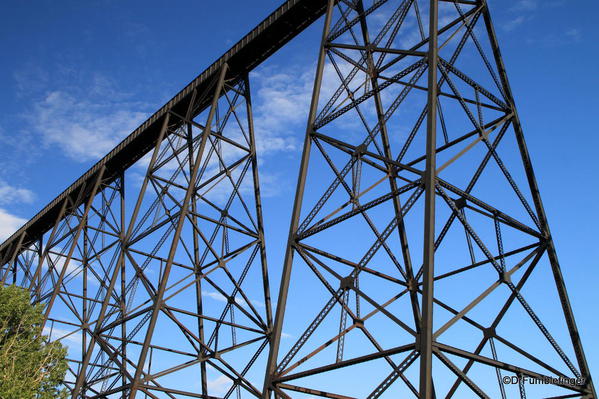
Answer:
[{"xmin": 1, "ymin": 0, "xmax": 598, "ymax": 395}]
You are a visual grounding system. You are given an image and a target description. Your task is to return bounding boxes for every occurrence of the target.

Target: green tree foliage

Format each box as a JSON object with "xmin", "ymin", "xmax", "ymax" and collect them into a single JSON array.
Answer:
[{"xmin": 0, "ymin": 285, "xmax": 68, "ymax": 399}]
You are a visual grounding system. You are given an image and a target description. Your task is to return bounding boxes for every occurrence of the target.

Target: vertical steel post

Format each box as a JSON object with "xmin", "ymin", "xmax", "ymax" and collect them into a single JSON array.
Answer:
[
  {"xmin": 262, "ymin": 1, "xmax": 336, "ymax": 396},
  {"xmin": 244, "ymin": 74, "xmax": 273, "ymax": 328},
  {"xmin": 119, "ymin": 173, "xmax": 127, "ymax": 399},
  {"xmin": 186, "ymin": 88, "xmax": 209, "ymax": 396},
  {"xmin": 35, "ymin": 237, "xmax": 42, "ymax": 302},
  {"xmin": 82, "ymin": 213, "xmax": 88, "ymax": 397},
  {"xmin": 419, "ymin": 1, "xmax": 439, "ymax": 398}
]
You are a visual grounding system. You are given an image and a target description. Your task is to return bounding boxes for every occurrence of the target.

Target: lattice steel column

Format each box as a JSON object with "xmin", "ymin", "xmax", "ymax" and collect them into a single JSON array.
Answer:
[{"xmin": 264, "ymin": 0, "xmax": 596, "ymax": 398}]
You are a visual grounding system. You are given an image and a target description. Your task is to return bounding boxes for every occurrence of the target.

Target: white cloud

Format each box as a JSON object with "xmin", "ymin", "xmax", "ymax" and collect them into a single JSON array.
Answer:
[
  {"xmin": 0, "ymin": 181, "xmax": 35, "ymax": 205},
  {"xmin": 502, "ymin": 16, "xmax": 528, "ymax": 32},
  {"xmin": 500, "ymin": 0, "xmax": 539, "ymax": 32},
  {"xmin": 203, "ymin": 290, "xmax": 228, "ymax": 302},
  {"xmin": 250, "ymin": 299, "xmax": 265, "ymax": 308},
  {"xmin": 252, "ymin": 59, "xmax": 378, "ymax": 147},
  {"xmin": 196, "ymin": 162, "xmax": 284, "ymax": 203},
  {"xmin": 525, "ymin": 27, "xmax": 583, "ymax": 47},
  {"xmin": 42, "ymin": 326, "xmax": 82, "ymax": 351},
  {"xmin": 32, "ymin": 245, "xmax": 99, "ymax": 287},
  {"xmin": 44, "ymin": 250, "xmax": 82, "ymax": 276},
  {"xmin": 564, "ymin": 28, "xmax": 582, "ymax": 42},
  {"xmin": 31, "ymin": 89, "xmax": 148, "ymax": 162},
  {"xmin": 0, "ymin": 182, "xmax": 35, "ymax": 243},
  {"xmin": 20, "ymin": 64, "xmax": 310, "ymax": 165},
  {"xmin": 202, "ymin": 290, "xmax": 264, "ymax": 309},
  {"xmin": 0, "ymin": 208, "xmax": 27, "ymax": 241},
  {"xmin": 207, "ymin": 374, "xmax": 233, "ymax": 394},
  {"xmin": 252, "ymin": 66, "xmax": 314, "ymax": 154}
]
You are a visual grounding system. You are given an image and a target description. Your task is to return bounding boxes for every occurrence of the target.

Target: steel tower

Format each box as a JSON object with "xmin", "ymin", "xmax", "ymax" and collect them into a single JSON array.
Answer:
[{"xmin": 262, "ymin": 1, "xmax": 596, "ymax": 398}]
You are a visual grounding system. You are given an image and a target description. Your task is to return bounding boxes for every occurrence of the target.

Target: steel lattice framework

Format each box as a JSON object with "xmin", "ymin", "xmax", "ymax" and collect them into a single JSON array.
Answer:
[{"xmin": 0, "ymin": 0, "xmax": 595, "ymax": 398}]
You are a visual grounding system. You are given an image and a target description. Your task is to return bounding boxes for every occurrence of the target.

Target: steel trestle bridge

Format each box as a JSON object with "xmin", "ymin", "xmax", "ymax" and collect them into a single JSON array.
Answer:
[{"xmin": 0, "ymin": 0, "xmax": 595, "ymax": 398}]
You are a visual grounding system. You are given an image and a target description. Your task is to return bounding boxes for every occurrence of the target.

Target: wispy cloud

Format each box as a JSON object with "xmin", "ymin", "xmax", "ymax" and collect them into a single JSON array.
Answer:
[
  {"xmin": 525, "ymin": 27, "xmax": 583, "ymax": 47},
  {"xmin": 564, "ymin": 28, "xmax": 582, "ymax": 42},
  {"xmin": 202, "ymin": 290, "xmax": 264, "ymax": 308},
  {"xmin": 0, "ymin": 182, "xmax": 35, "ymax": 242},
  {"xmin": 12, "ymin": 66, "xmax": 152, "ymax": 164},
  {"xmin": 207, "ymin": 374, "xmax": 233, "ymax": 394},
  {"xmin": 203, "ymin": 290, "xmax": 228, "ymax": 302},
  {"xmin": 43, "ymin": 326, "xmax": 82, "ymax": 347},
  {"xmin": 252, "ymin": 60, "xmax": 379, "ymax": 146},
  {"xmin": 502, "ymin": 0, "xmax": 571, "ymax": 34},
  {"xmin": 251, "ymin": 66, "xmax": 314, "ymax": 154},
  {"xmin": 0, "ymin": 208, "xmax": 27, "ymax": 241},
  {"xmin": 43, "ymin": 248, "xmax": 82, "ymax": 276},
  {"xmin": 30, "ymin": 88, "xmax": 149, "ymax": 162},
  {"xmin": 501, "ymin": 0, "xmax": 538, "ymax": 32},
  {"xmin": 251, "ymin": 60, "xmax": 363, "ymax": 150},
  {"xmin": 0, "ymin": 181, "xmax": 35, "ymax": 205},
  {"xmin": 16, "ymin": 62, "xmax": 310, "ymax": 164},
  {"xmin": 502, "ymin": 15, "xmax": 529, "ymax": 32}
]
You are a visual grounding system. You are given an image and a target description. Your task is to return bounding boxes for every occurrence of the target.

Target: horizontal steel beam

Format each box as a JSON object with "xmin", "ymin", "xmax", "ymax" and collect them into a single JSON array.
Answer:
[{"xmin": 0, "ymin": 0, "xmax": 331, "ymax": 261}]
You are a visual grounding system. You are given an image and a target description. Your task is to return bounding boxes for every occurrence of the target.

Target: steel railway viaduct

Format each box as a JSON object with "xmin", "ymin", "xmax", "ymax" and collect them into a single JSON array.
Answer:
[{"xmin": 0, "ymin": 0, "xmax": 595, "ymax": 398}]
